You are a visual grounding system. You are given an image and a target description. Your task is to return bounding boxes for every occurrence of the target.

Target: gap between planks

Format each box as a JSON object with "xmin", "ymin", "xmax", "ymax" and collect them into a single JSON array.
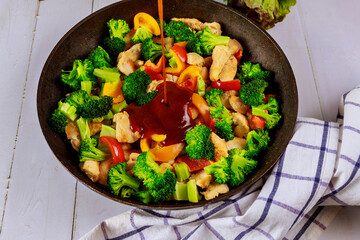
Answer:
[{"xmin": 0, "ymin": 0, "xmax": 41, "ymax": 236}]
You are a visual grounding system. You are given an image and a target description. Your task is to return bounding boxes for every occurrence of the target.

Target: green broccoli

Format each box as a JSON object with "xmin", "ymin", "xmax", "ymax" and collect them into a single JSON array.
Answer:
[
  {"xmin": 251, "ymin": 97, "xmax": 281, "ymax": 129},
  {"xmin": 61, "ymin": 59, "xmax": 97, "ymax": 91},
  {"xmin": 245, "ymin": 129, "xmax": 270, "ymax": 157},
  {"xmin": 103, "ymin": 37, "xmax": 126, "ymax": 61},
  {"xmin": 122, "ymin": 70, "xmax": 157, "ymax": 105},
  {"xmin": 227, "ymin": 148, "xmax": 257, "ymax": 187},
  {"xmin": 164, "ymin": 20, "xmax": 195, "ymax": 42},
  {"xmin": 132, "ymin": 27, "xmax": 153, "ymax": 44},
  {"xmin": 79, "ymin": 138, "xmax": 109, "ymax": 162},
  {"xmin": 103, "ymin": 19, "xmax": 130, "ymax": 60},
  {"xmin": 204, "ymin": 89, "xmax": 234, "ymax": 141},
  {"xmin": 88, "ymin": 46, "xmax": 113, "ymax": 69},
  {"xmin": 76, "ymin": 117, "xmax": 90, "ymax": 140},
  {"xmin": 107, "ymin": 19, "xmax": 130, "ymax": 39},
  {"xmin": 93, "ymin": 67, "xmax": 121, "ymax": 83},
  {"xmin": 185, "ymin": 125, "xmax": 215, "ymax": 160},
  {"xmin": 236, "ymin": 62, "xmax": 271, "ymax": 85},
  {"xmin": 141, "ymin": 38, "xmax": 172, "ymax": 63},
  {"xmin": 58, "ymin": 101, "xmax": 78, "ymax": 121},
  {"xmin": 133, "ymin": 191, "xmax": 152, "ymax": 204},
  {"xmin": 120, "ymin": 187, "xmax": 136, "ymax": 198},
  {"xmin": 107, "ymin": 162, "xmax": 140, "ymax": 195},
  {"xmin": 239, "ymin": 79, "xmax": 269, "ymax": 106},
  {"xmin": 48, "ymin": 109, "xmax": 68, "ymax": 134},
  {"xmin": 186, "ymin": 26, "xmax": 229, "ymax": 56},
  {"xmin": 133, "ymin": 151, "xmax": 176, "ymax": 203},
  {"xmin": 204, "ymin": 156, "xmax": 230, "ymax": 184}
]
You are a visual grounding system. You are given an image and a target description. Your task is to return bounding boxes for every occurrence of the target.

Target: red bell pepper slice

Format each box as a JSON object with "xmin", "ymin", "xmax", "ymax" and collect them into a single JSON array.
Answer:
[
  {"xmin": 251, "ymin": 115, "xmax": 266, "ymax": 129},
  {"xmin": 149, "ymin": 73, "xmax": 164, "ymax": 80},
  {"xmin": 211, "ymin": 79, "xmax": 241, "ymax": 91},
  {"xmin": 170, "ymin": 45, "xmax": 187, "ymax": 62},
  {"xmin": 176, "ymin": 156, "xmax": 212, "ymax": 172},
  {"xmin": 234, "ymin": 49, "xmax": 243, "ymax": 63},
  {"xmin": 144, "ymin": 56, "xmax": 166, "ymax": 75},
  {"xmin": 179, "ymin": 76, "xmax": 197, "ymax": 92},
  {"xmin": 263, "ymin": 94, "xmax": 276, "ymax": 103},
  {"xmin": 99, "ymin": 136, "xmax": 125, "ymax": 166}
]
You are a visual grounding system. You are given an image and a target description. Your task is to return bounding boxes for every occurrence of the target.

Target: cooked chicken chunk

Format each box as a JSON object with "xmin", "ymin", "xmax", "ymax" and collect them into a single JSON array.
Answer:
[
  {"xmin": 159, "ymin": 163, "xmax": 174, "ymax": 174},
  {"xmin": 189, "ymin": 170, "xmax": 212, "ymax": 189},
  {"xmin": 123, "ymin": 31, "xmax": 135, "ymax": 50},
  {"xmin": 211, "ymin": 132, "xmax": 229, "ymax": 161},
  {"xmin": 80, "ymin": 160, "xmax": 100, "ymax": 183},
  {"xmin": 226, "ymin": 137, "xmax": 246, "ymax": 151},
  {"xmin": 228, "ymin": 38, "xmax": 243, "ymax": 55},
  {"xmin": 113, "ymin": 111, "xmax": 141, "ymax": 143},
  {"xmin": 188, "ymin": 106, "xmax": 199, "ymax": 120},
  {"xmin": 200, "ymin": 67, "xmax": 209, "ymax": 85},
  {"xmin": 203, "ymin": 22, "xmax": 222, "ymax": 35},
  {"xmin": 147, "ymin": 80, "xmax": 163, "ymax": 92},
  {"xmin": 98, "ymin": 158, "xmax": 113, "ymax": 186},
  {"xmin": 187, "ymin": 53, "xmax": 205, "ymax": 67},
  {"xmin": 127, "ymin": 152, "xmax": 140, "ymax": 176},
  {"xmin": 89, "ymin": 122, "xmax": 103, "ymax": 136},
  {"xmin": 166, "ymin": 74, "xmax": 178, "ymax": 83},
  {"xmin": 229, "ymin": 95, "xmax": 249, "ymax": 114},
  {"xmin": 221, "ymin": 90, "xmax": 238, "ymax": 109},
  {"xmin": 204, "ymin": 56, "xmax": 213, "ymax": 68},
  {"xmin": 65, "ymin": 120, "xmax": 81, "ymax": 151},
  {"xmin": 232, "ymin": 112, "xmax": 250, "ymax": 138},
  {"xmin": 219, "ymin": 55, "xmax": 238, "ymax": 81},
  {"xmin": 164, "ymin": 37, "xmax": 174, "ymax": 51},
  {"xmin": 117, "ymin": 43, "xmax": 142, "ymax": 76},
  {"xmin": 209, "ymin": 45, "xmax": 232, "ymax": 81},
  {"xmin": 201, "ymin": 183, "xmax": 229, "ymax": 200}
]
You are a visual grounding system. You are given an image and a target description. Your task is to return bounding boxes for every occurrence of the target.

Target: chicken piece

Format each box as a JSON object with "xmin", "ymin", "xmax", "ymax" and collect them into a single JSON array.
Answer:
[
  {"xmin": 186, "ymin": 53, "xmax": 205, "ymax": 67},
  {"xmin": 164, "ymin": 37, "xmax": 174, "ymax": 51},
  {"xmin": 188, "ymin": 106, "xmax": 199, "ymax": 120},
  {"xmin": 204, "ymin": 56, "xmax": 213, "ymax": 68},
  {"xmin": 189, "ymin": 170, "xmax": 212, "ymax": 189},
  {"xmin": 211, "ymin": 132, "xmax": 229, "ymax": 161},
  {"xmin": 201, "ymin": 183, "xmax": 229, "ymax": 200},
  {"xmin": 159, "ymin": 163, "xmax": 174, "ymax": 174},
  {"xmin": 232, "ymin": 112, "xmax": 250, "ymax": 138},
  {"xmin": 89, "ymin": 122, "xmax": 103, "ymax": 136},
  {"xmin": 134, "ymin": 60, "xmax": 144, "ymax": 68},
  {"xmin": 147, "ymin": 80, "xmax": 163, "ymax": 92},
  {"xmin": 218, "ymin": 56, "xmax": 238, "ymax": 81},
  {"xmin": 203, "ymin": 22, "xmax": 222, "ymax": 35},
  {"xmin": 123, "ymin": 31, "xmax": 135, "ymax": 50},
  {"xmin": 80, "ymin": 160, "xmax": 100, "ymax": 183},
  {"xmin": 113, "ymin": 111, "xmax": 141, "ymax": 143},
  {"xmin": 209, "ymin": 45, "xmax": 232, "ymax": 81},
  {"xmin": 229, "ymin": 95, "xmax": 249, "ymax": 114},
  {"xmin": 221, "ymin": 90, "xmax": 238, "ymax": 109},
  {"xmin": 126, "ymin": 152, "xmax": 140, "ymax": 176},
  {"xmin": 226, "ymin": 137, "xmax": 246, "ymax": 151},
  {"xmin": 117, "ymin": 43, "xmax": 142, "ymax": 76},
  {"xmin": 166, "ymin": 74, "xmax": 178, "ymax": 83},
  {"xmin": 65, "ymin": 121, "xmax": 81, "ymax": 151},
  {"xmin": 171, "ymin": 17, "xmax": 204, "ymax": 31},
  {"xmin": 98, "ymin": 158, "xmax": 113, "ymax": 186},
  {"xmin": 200, "ymin": 67, "xmax": 209, "ymax": 84},
  {"xmin": 228, "ymin": 38, "xmax": 243, "ymax": 55}
]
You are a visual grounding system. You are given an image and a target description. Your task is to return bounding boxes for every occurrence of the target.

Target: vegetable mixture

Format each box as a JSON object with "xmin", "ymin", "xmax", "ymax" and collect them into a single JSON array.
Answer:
[{"xmin": 49, "ymin": 13, "xmax": 281, "ymax": 204}]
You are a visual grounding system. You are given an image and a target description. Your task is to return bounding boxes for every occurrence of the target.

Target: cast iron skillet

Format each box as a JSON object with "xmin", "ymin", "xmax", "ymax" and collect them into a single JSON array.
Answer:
[{"xmin": 37, "ymin": 0, "xmax": 298, "ymax": 210}]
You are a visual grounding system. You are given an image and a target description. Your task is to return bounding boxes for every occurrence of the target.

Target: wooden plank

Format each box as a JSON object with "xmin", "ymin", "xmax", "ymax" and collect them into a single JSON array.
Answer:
[
  {"xmin": 267, "ymin": 6, "xmax": 323, "ymax": 119},
  {"xmin": 0, "ymin": 0, "xmax": 39, "ymax": 227},
  {"xmin": 0, "ymin": 0, "xmax": 93, "ymax": 239},
  {"xmin": 297, "ymin": 0, "xmax": 360, "ymax": 121}
]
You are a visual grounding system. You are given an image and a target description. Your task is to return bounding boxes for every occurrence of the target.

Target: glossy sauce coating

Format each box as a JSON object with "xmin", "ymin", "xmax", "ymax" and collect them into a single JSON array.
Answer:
[{"xmin": 126, "ymin": 82, "xmax": 195, "ymax": 146}]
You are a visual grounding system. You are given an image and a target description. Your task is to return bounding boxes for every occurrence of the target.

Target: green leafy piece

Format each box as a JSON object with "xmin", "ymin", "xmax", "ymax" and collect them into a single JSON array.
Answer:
[
  {"xmin": 204, "ymin": 156, "xmax": 230, "ymax": 184},
  {"xmin": 227, "ymin": 148, "xmax": 257, "ymax": 187},
  {"xmin": 88, "ymin": 46, "xmax": 113, "ymax": 69},
  {"xmin": 61, "ymin": 59, "xmax": 97, "ymax": 91},
  {"xmin": 107, "ymin": 162, "xmax": 140, "ymax": 195},
  {"xmin": 79, "ymin": 138, "xmax": 109, "ymax": 162},
  {"xmin": 164, "ymin": 20, "xmax": 195, "ymax": 42},
  {"xmin": 185, "ymin": 125, "xmax": 215, "ymax": 160}
]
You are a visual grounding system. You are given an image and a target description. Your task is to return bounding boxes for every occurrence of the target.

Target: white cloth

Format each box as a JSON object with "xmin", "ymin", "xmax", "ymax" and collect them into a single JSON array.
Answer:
[{"xmin": 81, "ymin": 86, "xmax": 360, "ymax": 240}]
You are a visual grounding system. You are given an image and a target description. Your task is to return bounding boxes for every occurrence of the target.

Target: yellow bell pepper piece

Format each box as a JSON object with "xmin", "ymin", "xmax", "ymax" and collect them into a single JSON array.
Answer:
[
  {"xmin": 102, "ymin": 80, "xmax": 124, "ymax": 104},
  {"xmin": 177, "ymin": 65, "xmax": 201, "ymax": 85},
  {"xmin": 151, "ymin": 143, "xmax": 185, "ymax": 162},
  {"xmin": 134, "ymin": 12, "xmax": 161, "ymax": 35}
]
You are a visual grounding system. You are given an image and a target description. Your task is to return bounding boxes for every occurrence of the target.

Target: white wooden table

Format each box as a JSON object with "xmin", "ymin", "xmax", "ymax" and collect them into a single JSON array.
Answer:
[{"xmin": 1, "ymin": 0, "xmax": 359, "ymax": 239}]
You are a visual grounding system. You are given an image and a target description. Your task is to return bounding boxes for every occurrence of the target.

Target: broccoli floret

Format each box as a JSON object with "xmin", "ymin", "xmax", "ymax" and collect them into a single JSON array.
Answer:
[
  {"xmin": 239, "ymin": 79, "xmax": 269, "ymax": 106},
  {"xmin": 107, "ymin": 19, "xmax": 130, "ymax": 39},
  {"xmin": 49, "ymin": 109, "xmax": 68, "ymax": 134},
  {"xmin": 204, "ymin": 89, "xmax": 234, "ymax": 141},
  {"xmin": 122, "ymin": 70, "xmax": 157, "ymax": 105},
  {"xmin": 164, "ymin": 20, "xmax": 195, "ymax": 42},
  {"xmin": 58, "ymin": 101, "xmax": 78, "ymax": 121},
  {"xmin": 103, "ymin": 37, "xmax": 126, "ymax": 61},
  {"xmin": 79, "ymin": 138, "xmax": 109, "ymax": 162},
  {"xmin": 204, "ymin": 156, "xmax": 230, "ymax": 184},
  {"xmin": 141, "ymin": 38, "xmax": 163, "ymax": 62},
  {"xmin": 132, "ymin": 27, "xmax": 153, "ymax": 44},
  {"xmin": 133, "ymin": 151, "xmax": 176, "ymax": 203},
  {"xmin": 227, "ymin": 148, "xmax": 257, "ymax": 187},
  {"xmin": 61, "ymin": 59, "xmax": 97, "ymax": 91},
  {"xmin": 64, "ymin": 90, "xmax": 113, "ymax": 119},
  {"xmin": 237, "ymin": 62, "xmax": 272, "ymax": 85},
  {"xmin": 120, "ymin": 187, "xmax": 136, "ymax": 198},
  {"xmin": 186, "ymin": 27, "xmax": 229, "ymax": 56},
  {"xmin": 88, "ymin": 46, "xmax": 113, "ymax": 69},
  {"xmin": 133, "ymin": 190, "xmax": 152, "ymax": 204},
  {"xmin": 245, "ymin": 129, "xmax": 270, "ymax": 157},
  {"xmin": 251, "ymin": 97, "xmax": 281, "ymax": 129},
  {"xmin": 107, "ymin": 162, "xmax": 140, "ymax": 195},
  {"xmin": 253, "ymin": 96, "xmax": 279, "ymax": 114},
  {"xmin": 185, "ymin": 125, "xmax": 215, "ymax": 160}
]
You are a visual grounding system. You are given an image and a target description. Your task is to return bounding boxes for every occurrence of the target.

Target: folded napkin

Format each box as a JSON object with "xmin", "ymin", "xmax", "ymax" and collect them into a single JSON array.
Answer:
[{"xmin": 82, "ymin": 86, "xmax": 360, "ymax": 240}]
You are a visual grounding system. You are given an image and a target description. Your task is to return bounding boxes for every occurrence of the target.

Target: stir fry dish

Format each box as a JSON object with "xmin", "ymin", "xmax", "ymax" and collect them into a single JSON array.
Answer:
[{"xmin": 49, "ymin": 12, "xmax": 281, "ymax": 204}]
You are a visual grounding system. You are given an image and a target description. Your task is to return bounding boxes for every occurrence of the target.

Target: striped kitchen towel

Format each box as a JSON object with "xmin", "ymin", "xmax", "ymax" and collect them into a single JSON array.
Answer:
[{"xmin": 81, "ymin": 86, "xmax": 360, "ymax": 240}]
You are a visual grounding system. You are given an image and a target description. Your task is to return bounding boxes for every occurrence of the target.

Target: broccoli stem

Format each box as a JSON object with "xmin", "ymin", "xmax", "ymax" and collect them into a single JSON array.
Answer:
[
  {"xmin": 187, "ymin": 179, "xmax": 199, "ymax": 203},
  {"xmin": 174, "ymin": 182, "xmax": 188, "ymax": 201},
  {"xmin": 175, "ymin": 163, "xmax": 191, "ymax": 182},
  {"xmin": 112, "ymin": 100, "xmax": 128, "ymax": 114},
  {"xmin": 99, "ymin": 125, "xmax": 116, "ymax": 138},
  {"xmin": 59, "ymin": 101, "xmax": 77, "ymax": 121},
  {"xmin": 93, "ymin": 68, "xmax": 120, "ymax": 83},
  {"xmin": 76, "ymin": 117, "xmax": 90, "ymax": 140},
  {"xmin": 81, "ymin": 81, "xmax": 92, "ymax": 95}
]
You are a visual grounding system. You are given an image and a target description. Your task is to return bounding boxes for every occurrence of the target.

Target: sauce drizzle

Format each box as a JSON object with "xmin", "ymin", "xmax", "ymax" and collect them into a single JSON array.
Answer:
[{"xmin": 157, "ymin": 0, "xmax": 167, "ymax": 104}]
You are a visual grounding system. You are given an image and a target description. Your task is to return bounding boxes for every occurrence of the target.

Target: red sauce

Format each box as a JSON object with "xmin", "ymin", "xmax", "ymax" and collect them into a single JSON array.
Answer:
[
  {"xmin": 126, "ymin": 82, "xmax": 195, "ymax": 146},
  {"xmin": 158, "ymin": 0, "xmax": 167, "ymax": 104}
]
